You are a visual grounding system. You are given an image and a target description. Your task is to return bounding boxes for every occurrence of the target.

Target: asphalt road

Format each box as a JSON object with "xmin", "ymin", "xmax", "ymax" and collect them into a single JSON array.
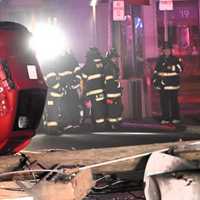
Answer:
[{"xmin": 27, "ymin": 126, "xmax": 200, "ymax": 151}]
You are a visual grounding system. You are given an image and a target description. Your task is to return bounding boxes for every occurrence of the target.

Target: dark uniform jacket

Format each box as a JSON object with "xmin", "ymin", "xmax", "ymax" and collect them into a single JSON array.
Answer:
[
  {"xmin": 57, "ymin": 54, "xmax": 81, "ymax": 91},
  {"xmin": 152, "ymin": 55, "xmax": 183, "ymax": 90},
  {"xmin": 104, "ymin": 60, "xmax": 121, "ymax": 98},
  {"xmin": 81, "ymin": 61, "xmax": 105, "ymax": 98}
]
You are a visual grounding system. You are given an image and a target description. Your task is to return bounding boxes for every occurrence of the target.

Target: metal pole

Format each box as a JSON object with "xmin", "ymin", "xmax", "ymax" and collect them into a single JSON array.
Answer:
[
  {"xmin": 92, "ymin": 5, "xmax": 97, "ymax": 46},
  {"xmin": 163, "ymin": 10, "xmax": 168, "ymax": 42},
  {"xmin": 108, "ymin": 0, "xmax": 113, "ymax": 49}
]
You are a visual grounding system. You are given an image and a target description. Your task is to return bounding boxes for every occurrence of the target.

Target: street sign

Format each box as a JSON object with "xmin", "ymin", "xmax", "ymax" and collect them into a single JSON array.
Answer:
[
  {"xmin": 113, "ymin": 1, "xmax": 125, "ymax": 21},
  {"xmin": 159, "ymin": 0, "xmax": 173, "ymax": 11}
]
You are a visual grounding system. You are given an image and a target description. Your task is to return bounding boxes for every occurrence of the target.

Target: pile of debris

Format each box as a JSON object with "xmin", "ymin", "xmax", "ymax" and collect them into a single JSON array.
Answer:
[{"xmin": 1, "ymin": 140, "xmax": 200, "ymax": 200}]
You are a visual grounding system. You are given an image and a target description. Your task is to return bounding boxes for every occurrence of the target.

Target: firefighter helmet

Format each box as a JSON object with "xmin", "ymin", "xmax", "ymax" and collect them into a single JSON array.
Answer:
[
  {"xmin": 86, "ymin": 47, "xmax": 102, "ymax": 63},
  {"xmin": 162, "ymin": 41, "xmax": 172, "ymax": 50},
  {"xmin": 106, "ymin": 48, "xmax": 119, "ymax": 58}
]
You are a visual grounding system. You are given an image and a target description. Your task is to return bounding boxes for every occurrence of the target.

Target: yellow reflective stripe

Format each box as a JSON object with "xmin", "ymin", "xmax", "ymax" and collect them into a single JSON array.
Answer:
[
  {"xmin": 47, "ymin": 100, "xmax": 54, "ymax": 105},
  {"xmin": 87, "ymin": 74, "xmax": 102, "ymax": 80},
  {"xmin": 164, "ymin": 86, "xmax": 180, "ymax": 90},
  {"xmin": 105, "ymin": 75, "xmax": 114, "ymax": 80},
  {"xmin": 176, "ymin": 64, "xmax": 183, "ymax": 72},
  {"xmin": 47, "ymin": 121, "xmax": 58, "ymax": 127},
  {"xmin": 71, "ymin": 84, "xmax": 80, "ymax": 89},
  {"xmin": 96, "ymin": 118, "xmax": 105, "ymax": 123},
  {"xmin": 82, "ymin": 73, "xmax": 88, "ymax": 79},
  {"xmin": 107, "ymin": 93, "xmax": 121, "ymax": 98},
  {"xmin": 94, "ymin": 59, "xmax": 102, "ymax": 62},
  {"xmin": 118, "ymin": 117, "xmax": 122, "ymax": 121},
  {"xmin": 50, "ymin": 92, "xmax": 64, "ymax": 97},
  {"xmin": 58, "ymin": 71, "xmax": 73, "ymax": 76},
  {"xmin": 158, "ymin": 72, "xmax": 178, "ymax": 77},
  {"xmin": 117, "ymin": 81, "xmax": 121, "ymax": 88},
  {"xmin": 96, "ymin": 63, "xmax": 103, "ymax": 68},
  {"xmin": 45, "ymin": 72, "xmax": 56, "ymax": 80},
  {"xmin": 52, "ymin": 83, "xmax": 60, "ymax": 89},
  {"xmin": 96, "ymin": 96, "xmax": 105, "ymax": 101},
  {"xmin": 86, "ymin": 89, "xmax": 104, "ymax": 96},
  {"xmin": 74, "ymin": 66, "xmax": 81, "ymax": 72},
  {"xmin": 108, "ymin": 118, "xmax": 118, "ymax": 122},
  {"xmin": 76, "ymin": 75, "xmax": 82, "ymax": 80}
]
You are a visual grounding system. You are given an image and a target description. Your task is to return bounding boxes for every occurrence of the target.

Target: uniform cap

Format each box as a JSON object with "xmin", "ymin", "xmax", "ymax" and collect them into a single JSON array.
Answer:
[{"xmin": 86, "ymin": 47, "xmax": 102, "ymax": 62}]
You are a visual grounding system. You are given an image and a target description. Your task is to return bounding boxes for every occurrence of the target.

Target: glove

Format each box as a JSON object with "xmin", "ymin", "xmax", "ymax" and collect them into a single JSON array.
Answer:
[
  {"xmin": 106, "ymin": 99, "xmax": 113, "ymax": 105},
  {"xmin": 84, "ymin": 100, "xmax": 92, "ymax": 109}
]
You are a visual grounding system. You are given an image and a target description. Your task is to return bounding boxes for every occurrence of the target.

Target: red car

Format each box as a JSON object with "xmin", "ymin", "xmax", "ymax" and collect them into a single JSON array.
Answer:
[{"xmin": 0, "ymin": 22, "xmax": 47, "ymax": 155}]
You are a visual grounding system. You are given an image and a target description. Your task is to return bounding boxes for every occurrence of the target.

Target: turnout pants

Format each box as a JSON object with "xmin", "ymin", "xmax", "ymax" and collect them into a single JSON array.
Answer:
[
  {"xmin": 107, "ymin": 97, "xmax": 123, "ymax": 124},
  {"xmin": 90, "ymin": 93, "xmax": 106, "ymax": 128},
  {"xmin": 160, "ymin": 90, "xmax": 180, "ymax": 121},
  {"xmin": 44, "ymin": 95, "xmax": 62, "ymax": 133},
  {"xmin": 60, "ymin": 88, "xmax": 81, "ymax": 127}
]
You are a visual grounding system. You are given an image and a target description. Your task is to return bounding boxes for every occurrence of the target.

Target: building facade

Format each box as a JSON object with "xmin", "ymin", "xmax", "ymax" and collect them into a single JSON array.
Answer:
[{"xmin": 96, "ymin": 0, "xmax": 200, "ymax": 119}]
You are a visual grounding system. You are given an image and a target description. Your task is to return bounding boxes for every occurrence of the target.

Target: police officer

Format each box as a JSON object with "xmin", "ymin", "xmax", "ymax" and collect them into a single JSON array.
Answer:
[
  {"xmin": 81, "ymin": 48, "xmax": 106, "ymax": 129},
  {"xmin": 104, "ymin": 48, "xmax": 123, "ymax": 129},
  {"xmin": 152, "ymin": 42, "xmax": 183, "ymax": 125},
  {"xmin": 57, "ymin": 52, "xmax": 81, "ymax": 130}
]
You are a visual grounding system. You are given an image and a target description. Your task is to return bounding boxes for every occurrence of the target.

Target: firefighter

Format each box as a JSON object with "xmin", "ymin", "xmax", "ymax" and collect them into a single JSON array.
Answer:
[
  {"xmin": 57, "ymin": 52, "xmax": 82, "ymax": 131},
  {"xmin": 152, "ymin": 42, "xmax": 183, "ymax": 125},
  {"xmin": 104, "ymin": 48, "xmax": 123, "ymax": 129},
  {"xmin": 81, "ymin": 48, "xmax": 106, "ymax": 129},
  {"xmin": 43, "ymin": 61, "xmax": 64, "ymax": 134}
]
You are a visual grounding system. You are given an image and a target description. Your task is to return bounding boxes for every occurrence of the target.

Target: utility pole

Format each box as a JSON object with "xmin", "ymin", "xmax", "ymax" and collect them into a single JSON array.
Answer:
[
  {"xmin": 163, "ymin": 10, "xmax": 168, "ymax": 42},
  {"xmin": 108, "ymin": 0, "xmax": 113, "ymax": 49},
  {"xmin": 159, "ymin": 0, "xmax": 173, "ymax": 42},
  {"xmin": 90, "ymin": 0, "xmax": 98, "ymax": 46}
]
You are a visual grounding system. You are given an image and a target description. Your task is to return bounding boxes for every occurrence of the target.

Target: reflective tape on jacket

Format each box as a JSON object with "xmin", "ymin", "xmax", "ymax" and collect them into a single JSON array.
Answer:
[
  {"xmin": 105, "ymin": 75, "xmax": 114, "ymax": 81},
  {"xmin": 76, "ymin": 74, "xmax": 82, "ymax": 80},
  {"xmin": 118, "ymin": 117, "xmax": 122, "ymax": 121},
  {"xmin": 82, "ymin": 73, "xmax": 88, "ymax": 79},
  {"xmin": 158, "ymin": 72, "xmax": 178, "ymax": 77},
  {"xmin": 96, "ymin": 118, "xmax": 105, "ymax": 123},
  {"xmin": 47, "ymin": 100, "xmax": 54, "ymax": 105},
  {"xmin": 50, "ymin": 92, "xmax": 64, "ymax": 97},
  {"xmin": 107, "ymin": 118, "xmax": 119, "ymax": 122},
  {"xmin": 163, "ymin": 86, "xmax": 180, "ymax": 90},
  {"xmin": 153, "ymin": 70, "xmax": 158, "ymax": 74},
  {"xmin": 87, "ymin": 74, "xmax": 102, "ymax": 80},
  {"xmin": 45, "ymin": 72, "xmax": 57, "ymax": 80},
  {"xmin": 96, "ymin": 96, "xmax": 105, "ymax": 101},
  {"xmin": 74, "ymin": 66, "xmax": 81, "ymax": 73},
  {"xmin": 107, "ymin": 93, "xmax": 121, "ymax": 98},
  {"xmin": 176, "ymin": 64, "xmax": 183, "ymax": 72},
  {"xmin": 52, "ymin": 83, "xmax": 60, "ymax": 89},
  {"xmin": 58, "ymin": 71, "xmax": 73, "ymax": 76},
  {"xmin": 86, "ymin": 89, "xmax": 104, "ymax": 96},
  {"xmin": 71, "ymin": 84, "xmax": 80, "ymax": 89},
  {"xmin": 47, "ymin": 121, "xmax": 58, "ymax": 127},
  {"xmin": 94, "ymin": 59, "xmax": 102, "ymax": 63}
]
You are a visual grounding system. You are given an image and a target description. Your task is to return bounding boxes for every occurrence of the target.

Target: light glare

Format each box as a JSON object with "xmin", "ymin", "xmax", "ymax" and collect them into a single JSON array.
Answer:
[
  {"xmin": 30, "ymin": 22, "xmax": 67, "ymax": 63},
  {"xmin": 90, "ymin": 0, "xmax": 98, "ymax": 6}
]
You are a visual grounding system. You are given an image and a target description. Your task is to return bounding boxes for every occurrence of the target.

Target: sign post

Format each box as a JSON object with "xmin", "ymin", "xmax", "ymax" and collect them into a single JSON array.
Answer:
[
  {"xmin": 113, "ymin": 0, "xmax": 125, "ymax": 21},
  {"xmin": 159, "ymin": 0, "xmax": 173, "ymax": 42}
]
